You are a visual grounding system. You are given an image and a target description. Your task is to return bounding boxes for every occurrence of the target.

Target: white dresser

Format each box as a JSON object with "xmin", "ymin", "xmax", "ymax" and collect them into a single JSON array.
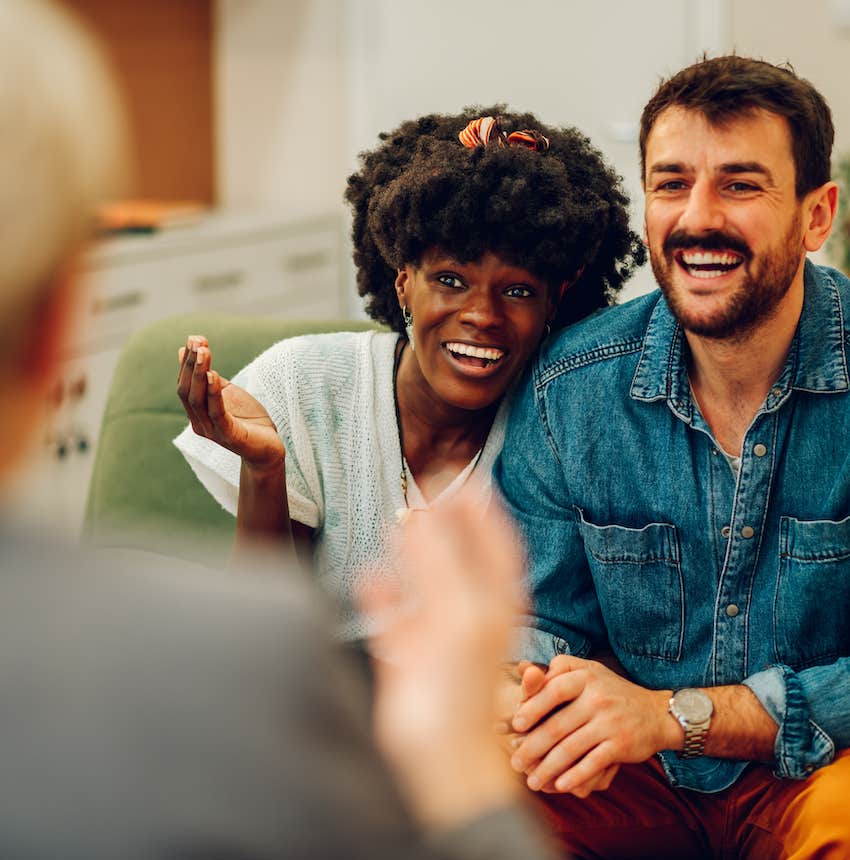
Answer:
[{"xmin": 14, "ymin": 211, "xmax": 348, "ymax": 536}]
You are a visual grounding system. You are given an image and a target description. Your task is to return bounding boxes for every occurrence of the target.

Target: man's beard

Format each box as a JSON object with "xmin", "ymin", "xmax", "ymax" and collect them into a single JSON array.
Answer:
[{"xmin": 649, "ymin": 213, "xmax": 803, "ymax": 341}]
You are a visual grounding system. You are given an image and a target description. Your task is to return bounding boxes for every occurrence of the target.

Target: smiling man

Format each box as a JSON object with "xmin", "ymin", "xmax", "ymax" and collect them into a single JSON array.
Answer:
[{"xmin": 496, "ymin": 56, "xmax": 850, "ymax": 858}]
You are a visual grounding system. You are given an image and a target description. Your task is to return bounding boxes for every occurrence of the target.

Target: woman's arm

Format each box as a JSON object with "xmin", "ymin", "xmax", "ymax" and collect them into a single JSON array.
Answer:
[
  {"xmin": 235, "ymin": 458, "xmax": 314, "ymax": 566},
  {"xmin": 178, "ymin": 335, "xmax": 309, "ymax": 560}
]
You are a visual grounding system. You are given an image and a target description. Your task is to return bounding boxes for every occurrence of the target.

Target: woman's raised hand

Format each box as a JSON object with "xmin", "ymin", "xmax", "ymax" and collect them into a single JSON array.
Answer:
[{"xmin": 177, "ymin": 335, "xmax": 286, "ymax": 470}]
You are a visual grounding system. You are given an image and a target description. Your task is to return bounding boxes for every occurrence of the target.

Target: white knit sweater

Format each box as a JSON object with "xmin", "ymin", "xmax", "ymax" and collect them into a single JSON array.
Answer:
[{"xmin": 174, "ymin": 330, "xmax": 508, "ymax": 640}]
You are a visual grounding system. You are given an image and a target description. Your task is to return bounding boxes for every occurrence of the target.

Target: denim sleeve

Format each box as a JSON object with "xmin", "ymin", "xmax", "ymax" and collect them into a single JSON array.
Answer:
[
  {"xmin": 493, "ymin": 368, "xmax": 605, "ymax": 665},
  {"xmin": 743, "ymin": 657, "xmax": 850, "ymax": 778}
]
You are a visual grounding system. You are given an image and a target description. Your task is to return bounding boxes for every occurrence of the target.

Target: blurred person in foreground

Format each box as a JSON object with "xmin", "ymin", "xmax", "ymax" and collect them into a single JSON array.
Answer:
[{"xmin": 0, "ymin": 3, "xmax": 555, "ymax": 858}]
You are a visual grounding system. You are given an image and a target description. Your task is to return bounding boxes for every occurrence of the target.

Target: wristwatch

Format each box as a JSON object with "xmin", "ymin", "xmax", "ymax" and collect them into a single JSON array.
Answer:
[{"xmin": 668, "ymin": 688, "xmax": 713, "ymax": 758}]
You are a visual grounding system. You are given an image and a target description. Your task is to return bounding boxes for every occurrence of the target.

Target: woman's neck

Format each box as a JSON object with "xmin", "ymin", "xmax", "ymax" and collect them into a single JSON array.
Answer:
[{"xmin": 395, "ymin": 342, "xmax": 497, "ymax": 485}]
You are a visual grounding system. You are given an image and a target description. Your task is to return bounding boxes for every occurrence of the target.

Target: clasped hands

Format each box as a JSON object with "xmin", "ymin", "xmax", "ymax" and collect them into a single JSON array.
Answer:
[{"xmin": 504, "ymin": 656, "xmax": 676, "ymax": 797}]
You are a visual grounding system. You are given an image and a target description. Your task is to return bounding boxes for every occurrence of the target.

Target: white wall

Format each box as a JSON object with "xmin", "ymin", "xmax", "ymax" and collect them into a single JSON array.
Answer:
[
  {"xmin": 215, "ymin": 0, "xmax": 349, "ymax": 216},
  {"xmin": 731, "ymin": 0, "xmax": 850, "ymax": 157},
  {"xmin": 214, "ymin": 1, "xmax": 849, "ymax": 309}
]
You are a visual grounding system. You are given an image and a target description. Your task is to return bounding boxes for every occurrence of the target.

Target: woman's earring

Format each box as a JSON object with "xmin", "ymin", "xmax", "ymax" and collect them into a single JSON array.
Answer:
[
  {"xmin": 402, "ymin": 306, "xmax": 415, "ymax": 351},
  {"xmin": 544, "ymin": 322, "xmax": 552, "ymax": 340}
]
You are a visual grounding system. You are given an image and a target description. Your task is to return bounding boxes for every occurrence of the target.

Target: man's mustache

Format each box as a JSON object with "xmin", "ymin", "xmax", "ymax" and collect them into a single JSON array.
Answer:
[{"xmin": 663, "ymin": 230, "xmax": 751, "ymax": 258}]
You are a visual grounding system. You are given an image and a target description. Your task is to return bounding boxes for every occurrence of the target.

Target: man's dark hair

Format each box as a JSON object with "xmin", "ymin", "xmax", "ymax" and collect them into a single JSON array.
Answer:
[
  {"xmin": 640, "ymin": 55, "xmax": 834, "ymax": 198},
  {"xmin": 345, "ymin": 106, "xmax": 645, "ymax": 334}
]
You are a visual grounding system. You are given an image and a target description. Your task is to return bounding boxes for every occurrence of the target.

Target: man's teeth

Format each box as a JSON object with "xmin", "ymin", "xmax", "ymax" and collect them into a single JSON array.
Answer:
[
  {"xmin": 679, "ymin": 250, "xmax": 743, "ymax": 279},
  {"xmin": 445, "ymin": 342, "xmax": 505, "ymax": 361},
  {"xmin": 681, "ymin": 251, "xmax": 742, "ymax": 266}
]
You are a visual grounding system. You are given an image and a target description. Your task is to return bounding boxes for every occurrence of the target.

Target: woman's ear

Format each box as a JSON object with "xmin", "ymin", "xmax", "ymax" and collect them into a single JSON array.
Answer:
[
  {"xmin": 395, "ymin": 265, "xmax": 412, "ymax": 308},
  {"xmin": 394, "ymin": 267, "xmax": 409, "ymax": 308}
]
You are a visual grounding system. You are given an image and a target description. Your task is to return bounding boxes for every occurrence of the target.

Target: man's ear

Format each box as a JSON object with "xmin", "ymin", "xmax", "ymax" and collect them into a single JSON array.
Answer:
[
  {"xmin": 394, "ymin": 267, "xmax": 409, "ymax": 308},
  {"xmin": 803, "ymin": 181, "xmax": 839, "ymax": 253}
]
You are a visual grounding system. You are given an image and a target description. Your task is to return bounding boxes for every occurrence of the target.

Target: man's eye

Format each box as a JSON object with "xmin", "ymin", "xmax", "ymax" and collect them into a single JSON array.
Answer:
[
  {"xmin": 727, "ymin": 181, "xmax": 759, "ymax": 193},
  {"xmin": 437, "ymin": 274, "xmax": 464, "ymax": 288},
  {"xmin": 657, "ymin": 180, "xmax": 687, "ymax": 191},
  {"xmin": 505, "ymin": 285, "xmax": 533, "ymax": 298}
]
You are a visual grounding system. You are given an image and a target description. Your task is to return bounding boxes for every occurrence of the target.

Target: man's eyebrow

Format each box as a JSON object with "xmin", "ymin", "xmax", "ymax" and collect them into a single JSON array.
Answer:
[
  {"xmin": 648, "ymin": 162, "xmax": 688, "ymax": 176},
  {"xmin": 718, "ymin": 162, "xmax": 775, "ymax": 183},
  {"xmin": 647, "ymin": 161, "xmax": 776, "ymax": 184}
]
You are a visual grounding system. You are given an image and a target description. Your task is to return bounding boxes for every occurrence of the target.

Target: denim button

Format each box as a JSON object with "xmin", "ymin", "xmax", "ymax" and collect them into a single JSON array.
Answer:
[
  {"xmin": 726, "ymin": 604, "xmax": 740, "ymax": 617},
  {"xmin": 771, "ymin": 387, "xmax": 783, "ymax": 398},
  {"xmin": 555, "ymin": 637, "xmax": 567, "ymax": 655},
  {"xmin": 753, "ymin": 443, "xmax": 767, "ymax": 457},
  {"xmin": 741, "ymin": 526, "xmax": 755, "ymax": 539},
  {"xmin": 721, "ymin": 525, "xmax": 731, "ymax": 538}
]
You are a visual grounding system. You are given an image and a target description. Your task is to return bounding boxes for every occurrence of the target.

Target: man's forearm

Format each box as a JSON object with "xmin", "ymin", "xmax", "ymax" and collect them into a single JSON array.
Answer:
[{"xmin": 661, "ymin": 684, "xmax": 778, "ymax": 761}]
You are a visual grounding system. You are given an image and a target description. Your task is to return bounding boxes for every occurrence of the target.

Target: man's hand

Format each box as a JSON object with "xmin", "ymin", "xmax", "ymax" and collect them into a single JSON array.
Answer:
[{"xmin": 510, "ymin": 655, "xmax": 673, "ymax": 796}]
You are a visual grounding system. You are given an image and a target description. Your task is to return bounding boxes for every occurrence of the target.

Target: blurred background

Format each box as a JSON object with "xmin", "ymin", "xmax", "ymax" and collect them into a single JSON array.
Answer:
[{"xmin": 12, "ymin": 0, "xmax": 850, "ymax": 535}]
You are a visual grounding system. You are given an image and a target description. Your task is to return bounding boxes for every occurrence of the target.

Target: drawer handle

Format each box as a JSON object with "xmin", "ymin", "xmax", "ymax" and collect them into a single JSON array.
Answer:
[
  {"xmin": 193, "ymin": 271, "xmax": 244, "ymax": 293},
  {"xmin": 282, "ymin": 250, "xmax": 330, "ymax": 272},
  {"xmin": 93, "ymin": 290, "xmax": 143, "ymax": 314}
]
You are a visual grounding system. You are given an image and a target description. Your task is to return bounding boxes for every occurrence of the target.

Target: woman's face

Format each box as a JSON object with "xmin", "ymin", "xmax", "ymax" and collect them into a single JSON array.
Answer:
[{"xmin": 395, "ymin": 249, "xmax": 555, "ymax": 412}]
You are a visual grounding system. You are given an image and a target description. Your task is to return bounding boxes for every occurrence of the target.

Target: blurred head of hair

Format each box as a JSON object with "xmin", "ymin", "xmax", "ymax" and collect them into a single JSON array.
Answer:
[{"xmin": 0, "ymin": 0, "xmax": 128, "ymax": 359}]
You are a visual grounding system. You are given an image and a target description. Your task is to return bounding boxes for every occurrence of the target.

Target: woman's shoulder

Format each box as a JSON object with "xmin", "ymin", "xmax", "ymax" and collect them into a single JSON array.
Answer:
[
  {"xmin": 256, "ymin": 328, "xmax": 393, "ymax": 368},
  {"xmin": 246, "ymin": 328, "xmax": 397, "ymax": 398}
]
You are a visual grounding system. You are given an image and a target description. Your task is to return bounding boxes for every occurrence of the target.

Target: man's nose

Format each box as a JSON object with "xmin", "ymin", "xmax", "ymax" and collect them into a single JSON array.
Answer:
[{"xmin": 678, "ymin": 179, "xmax": 725, "ymax": 235}]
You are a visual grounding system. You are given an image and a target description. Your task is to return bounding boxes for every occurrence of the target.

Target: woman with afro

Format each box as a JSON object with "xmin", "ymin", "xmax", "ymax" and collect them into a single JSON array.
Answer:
[{"xmin": 175, "ymin": 107, "xmax": 644, "ymax": 640}]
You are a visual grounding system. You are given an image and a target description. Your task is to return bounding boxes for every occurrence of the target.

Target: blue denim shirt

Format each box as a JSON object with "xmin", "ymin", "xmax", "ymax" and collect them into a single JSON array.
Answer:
[{"xmin": 495, "ymin": 260, "xmax": 850, "ymax": 793}]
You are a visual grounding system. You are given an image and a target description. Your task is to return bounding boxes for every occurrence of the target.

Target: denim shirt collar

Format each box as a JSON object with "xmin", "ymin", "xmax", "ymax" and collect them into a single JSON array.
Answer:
[{"xmin": 630, "ymin": 259, "xmax": 850, "ymax": 416}]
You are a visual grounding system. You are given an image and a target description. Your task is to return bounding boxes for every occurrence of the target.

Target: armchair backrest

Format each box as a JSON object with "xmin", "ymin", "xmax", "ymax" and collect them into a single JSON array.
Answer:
[{"xmin": 83, "ymin": 314, "xmax": 377, "ymax": 565}]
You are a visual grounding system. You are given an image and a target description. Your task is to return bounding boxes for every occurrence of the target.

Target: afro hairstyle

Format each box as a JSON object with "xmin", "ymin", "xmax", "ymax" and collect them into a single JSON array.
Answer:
[{"xmin": 344, "ymin": 106, "xmax": 645, "ymax": 334}]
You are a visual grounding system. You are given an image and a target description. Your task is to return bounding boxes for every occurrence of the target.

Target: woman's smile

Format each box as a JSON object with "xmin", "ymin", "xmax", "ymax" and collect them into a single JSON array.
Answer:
[{"xmin": 395, "ymin": 249, "xmax": 552, "ymax": 411}]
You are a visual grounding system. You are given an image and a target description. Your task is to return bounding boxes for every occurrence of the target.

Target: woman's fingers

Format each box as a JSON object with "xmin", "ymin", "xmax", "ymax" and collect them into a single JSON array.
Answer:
[
  {"xmin": 177, "ymin": 337, "xmax": 203, "ymax": 432},
  {"xmin": 205, "ymin": 369, "xmax": 234, "ymax": 438},
  {"xmin": 187, "ymin": 345, "xmax": 214, "ymax": 436}
]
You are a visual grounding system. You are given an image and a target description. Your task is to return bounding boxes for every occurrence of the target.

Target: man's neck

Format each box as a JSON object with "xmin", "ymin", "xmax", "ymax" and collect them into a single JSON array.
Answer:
[{"xmin": 686, "ymin": 282, "xmax": 804, "ymax": 457}]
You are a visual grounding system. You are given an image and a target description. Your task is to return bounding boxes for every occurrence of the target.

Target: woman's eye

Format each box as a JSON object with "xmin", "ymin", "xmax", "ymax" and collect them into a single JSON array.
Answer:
[
  {"xmin": 436, "ymin": 273, "xmax": 464, "ymax": 288},
  {"xmin": 505, "ymin": 285, "xmax": 533, "ymax": 298}
]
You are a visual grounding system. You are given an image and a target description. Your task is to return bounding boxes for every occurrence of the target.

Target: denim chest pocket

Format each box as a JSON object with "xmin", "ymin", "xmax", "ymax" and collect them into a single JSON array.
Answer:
[
  {"xmin": 776, "ymin": 515, "xmax": 850, "ymax": 667},
  {"xmin": 577, "ymin": 510, "xmax": 684, "ymax": 661}
]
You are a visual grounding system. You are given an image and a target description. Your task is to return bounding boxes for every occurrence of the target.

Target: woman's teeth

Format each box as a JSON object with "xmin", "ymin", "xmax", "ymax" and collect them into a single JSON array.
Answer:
[
  {"xmin": 679, "ymin": 251, "xmax": 744, "ymax": 279},
  {"xmin": 445, "ymin": 342, "xmax": 505, "ymax": 365}
]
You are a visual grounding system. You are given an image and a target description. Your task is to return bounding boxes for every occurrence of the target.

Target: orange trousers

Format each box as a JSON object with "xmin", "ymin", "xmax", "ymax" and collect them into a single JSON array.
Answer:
[{"xmin": 533, "ymin": 749, "xmax": 850, "ymax": 859}]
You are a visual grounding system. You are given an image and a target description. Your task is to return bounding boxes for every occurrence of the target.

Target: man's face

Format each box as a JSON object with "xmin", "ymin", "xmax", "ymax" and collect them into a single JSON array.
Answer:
[{"xmin": 643, "ymin": 106, "xmax": 806, "ymax": 340}]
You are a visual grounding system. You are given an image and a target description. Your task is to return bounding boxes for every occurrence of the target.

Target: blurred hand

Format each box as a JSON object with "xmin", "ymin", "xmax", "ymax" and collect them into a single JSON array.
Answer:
[{"xmin": 361, "ymin": 487, "xmax": 527, "ymax": 828}]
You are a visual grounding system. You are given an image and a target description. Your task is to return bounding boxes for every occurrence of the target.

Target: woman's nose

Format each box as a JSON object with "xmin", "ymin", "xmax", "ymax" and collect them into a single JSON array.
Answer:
[{"xmin": 458, "ymin": 288, "xmax": 502, "ymax": 328}]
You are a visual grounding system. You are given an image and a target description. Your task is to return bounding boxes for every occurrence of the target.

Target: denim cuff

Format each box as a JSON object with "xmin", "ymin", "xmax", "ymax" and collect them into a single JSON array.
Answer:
[
  {"xmin": 512, "ymin": 618, "xmax": 590, "ymax": 665},
  {"xmin": 743, "ymin": 664, "xmax": 835, "ymax": 779}
]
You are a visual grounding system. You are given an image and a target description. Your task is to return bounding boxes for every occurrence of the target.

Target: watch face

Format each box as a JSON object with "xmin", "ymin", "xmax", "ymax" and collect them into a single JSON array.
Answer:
[{"xmin": 674, "ymin": 689, "xmax": 713, "ymax": 722}]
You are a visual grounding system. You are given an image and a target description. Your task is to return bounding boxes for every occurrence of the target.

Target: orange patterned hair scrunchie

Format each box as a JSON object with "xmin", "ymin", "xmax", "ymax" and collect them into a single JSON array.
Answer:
[{"xmin": 458, "ymin": 116, "xmax": 549, "ymax": 152}]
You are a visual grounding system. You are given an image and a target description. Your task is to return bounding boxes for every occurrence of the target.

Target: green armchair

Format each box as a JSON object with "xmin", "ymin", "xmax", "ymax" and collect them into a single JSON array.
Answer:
[{"xmin": 83, "ymin": 314, "xmax": 376, "ymax": 565}]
